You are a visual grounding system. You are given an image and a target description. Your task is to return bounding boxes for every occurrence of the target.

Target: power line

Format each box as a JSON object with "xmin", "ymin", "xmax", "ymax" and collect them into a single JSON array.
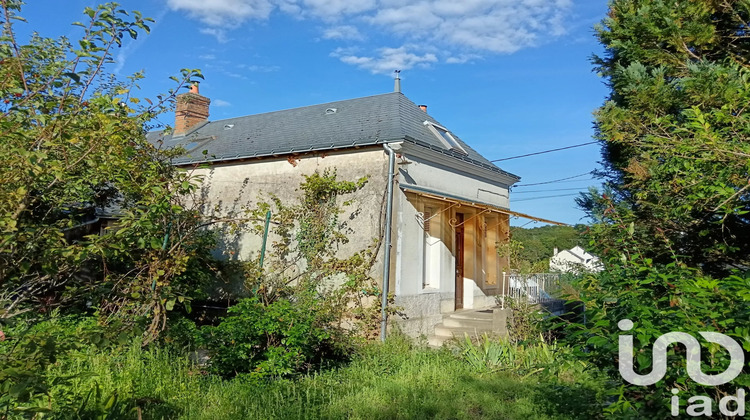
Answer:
[
  {"xmin": 490, "ymin": 141, "xmax": 598, "ymax": 162},
  {"xmin": 513, "ymin": 193, "xmax": 583, "ymax": 202},
  {"xmin": 513, "ymin": 172, "xmax": 594, "ymax": 187},
  {"xmin": 538, "ymin": 178, "xmax": 595, "ymax": 184},
  {"xmin": 513, "ymin": 187, "xmax": 589, "ymax": 194}
]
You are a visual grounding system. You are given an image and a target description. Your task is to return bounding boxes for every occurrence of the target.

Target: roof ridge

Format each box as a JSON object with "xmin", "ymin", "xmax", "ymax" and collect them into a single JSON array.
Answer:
[{"xmin": 174, "ymin": 92, "xmax": 405, "ymax": 128}]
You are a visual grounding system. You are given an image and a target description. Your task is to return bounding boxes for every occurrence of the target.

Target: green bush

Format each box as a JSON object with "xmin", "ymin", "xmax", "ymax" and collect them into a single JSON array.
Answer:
[
  {"xmin": 161, "ymin": 315, "xmax": 202, "ymax": 353},
  {"xmin": 200, "ymin": 295, "xmax": 348, "ymax": 379},
  {"xmin": 0, "ymin": 314, "xmax": 134, "ymax": 416},
  {"xmin": 561, "ymin": 205, "xmax": 750, "ymax": 417}
]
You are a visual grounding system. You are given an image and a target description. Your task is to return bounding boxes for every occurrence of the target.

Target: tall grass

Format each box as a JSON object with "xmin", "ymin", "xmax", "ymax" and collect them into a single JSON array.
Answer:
[
  {"xmin": 458, "ymin": 333, "xmax": 560, "ymax": 376},
  {"xmin": 44, "ymin": 335, "xmax": 605, "ymax": 419}
]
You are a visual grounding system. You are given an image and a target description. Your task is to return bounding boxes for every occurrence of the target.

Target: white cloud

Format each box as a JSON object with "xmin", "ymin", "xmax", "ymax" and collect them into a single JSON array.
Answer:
[
  {"xmin": 322, "ymin": 25, "xmax": 364, "ymax": 41},
  {"xmin": 199, "ymin": 54, "xmax": 216, "ymax": 60},
  {"xmin": 300, "ymin": 0, "xmax": 376, "ymax": 18},
  {"xmin": 213, "ymin": 99, "xmax": 232, "ymax": 106},
  {"xmin": 169, "ymin": 0, "xmax": 573, "ymax": 72},
  {"xmin": 199, "ymin": 27, "xmax": 230, "ymax": 43},
  {"xmin": 247, "ymin": 64, "xmax": 281, "ymax": 72},
  {"xmin": 368, "ymin": 0, "xmax": 572, "ymax": 53},
  {"xmin": 166, "ymin": 0, "xmax": 274, "ymax": 26},
  {"xmin": 445, "ymin": 54, "xmax": 481, "ymax": 64},
  {"xmin": 333, "ymin": 46, "xmax": 437, "ymax": 75}
]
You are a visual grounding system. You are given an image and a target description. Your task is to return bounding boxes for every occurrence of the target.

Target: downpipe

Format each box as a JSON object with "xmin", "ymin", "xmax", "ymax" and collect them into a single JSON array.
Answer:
[{"xmin": 380, "ymin": 143, "xmax": 397, "ymax": 342}]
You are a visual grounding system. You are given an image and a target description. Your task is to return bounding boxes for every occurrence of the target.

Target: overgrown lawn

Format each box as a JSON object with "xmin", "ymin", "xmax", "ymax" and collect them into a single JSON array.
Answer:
[{"xmin": 46, "ymin": 336, "xmax": 606, "ymax": 419}]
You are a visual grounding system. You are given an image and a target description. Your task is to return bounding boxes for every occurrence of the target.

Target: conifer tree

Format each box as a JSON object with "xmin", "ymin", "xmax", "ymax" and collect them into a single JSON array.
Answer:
[{"xmin": 582, "ymin": 0, "xmax": 750, "ymax": 274}]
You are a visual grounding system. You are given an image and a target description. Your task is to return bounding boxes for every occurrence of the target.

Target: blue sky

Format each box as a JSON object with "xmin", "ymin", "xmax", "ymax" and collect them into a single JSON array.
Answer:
[{"xmin": 19, "ymin": 0, "xmax": 609, "ymax": 226}]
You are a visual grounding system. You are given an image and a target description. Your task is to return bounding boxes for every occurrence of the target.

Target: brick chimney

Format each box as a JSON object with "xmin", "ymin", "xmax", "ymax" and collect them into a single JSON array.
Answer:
[{"xmin": 174, "ymin": 83, "xmax": 210, "ymax": 136}]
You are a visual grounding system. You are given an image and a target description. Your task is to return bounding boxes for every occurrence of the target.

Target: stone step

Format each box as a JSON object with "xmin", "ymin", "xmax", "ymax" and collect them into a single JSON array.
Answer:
[
  {"xmin": 447, "ymin": 309, "xmax": 494, "ymax": 321},
  {"xmin": 433, "ymin": 325, "xmax": 495, "ymax": 338},
  {"xmin": 442, "ymin": 317, "xmax": 494, "ymax": 329},
  {"xmin": 427, "ymin": 308, "xmax": 509, "ymax": 348}
]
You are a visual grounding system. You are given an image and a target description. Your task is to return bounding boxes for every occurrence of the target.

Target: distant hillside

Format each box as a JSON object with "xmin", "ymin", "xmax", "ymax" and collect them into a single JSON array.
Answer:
[{"xmin": 510, "ymin": 225, "xmax": 585, "ymax": 264}]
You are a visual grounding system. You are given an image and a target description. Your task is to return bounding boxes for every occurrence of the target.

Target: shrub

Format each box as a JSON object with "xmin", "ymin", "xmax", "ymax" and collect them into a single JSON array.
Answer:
[
  {"xmin": 561, "ymin": 203, "xmax": 750, "ymax": 417},
  {"xmin": 0, "ymin": 314, "xmax": 132, "ymax": 416},
  {"xmin": 200, "ymin": 295, "xmax": 349, "ymax": 379}
]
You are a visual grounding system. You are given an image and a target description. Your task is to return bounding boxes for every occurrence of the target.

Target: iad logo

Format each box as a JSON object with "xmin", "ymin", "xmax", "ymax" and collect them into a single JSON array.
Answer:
[{"xmin": 617, "ymin": 319, "xmax": 746, "ymax": 417}]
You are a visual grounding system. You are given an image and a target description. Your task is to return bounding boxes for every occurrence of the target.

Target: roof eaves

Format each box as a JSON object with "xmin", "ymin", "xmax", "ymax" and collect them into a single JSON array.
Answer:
[
  {"xmin": 402, "ymin": 136, "xmax": 521, "ymax": 180},
  {"xmin": 172, "ymin": 136, "xmax": 406, "ymax": 166}
]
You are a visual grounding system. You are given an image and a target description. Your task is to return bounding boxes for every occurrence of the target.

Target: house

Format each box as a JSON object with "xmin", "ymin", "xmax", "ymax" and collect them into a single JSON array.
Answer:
[
  {"xmin": 148, "ymin": 80, "xmax": 562, "ymax": 337},
  {"xmin": 550, "ymin": 245, "xmax": 603, "ymax": 273}
]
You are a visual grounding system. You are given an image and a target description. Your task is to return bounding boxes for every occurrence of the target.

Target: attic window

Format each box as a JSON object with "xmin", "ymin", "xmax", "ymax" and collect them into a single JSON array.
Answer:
[
  {"xmin": 183, "ymin": 142, "xmax": 200, "ymax": 151},
  {"xmin": 224, "ymin": 124, "xmax": 234, "ymax": 130},
  {"xmin": 181, "ymin": 137, "xmax": 211, "ymax": 153},
  {"xmin": 325, "ymin": 108, "xmax": 337, "ymax": 115},
  {"xmin": 424, "ymin": 121, "xmax": 467, "ymax": 154}
]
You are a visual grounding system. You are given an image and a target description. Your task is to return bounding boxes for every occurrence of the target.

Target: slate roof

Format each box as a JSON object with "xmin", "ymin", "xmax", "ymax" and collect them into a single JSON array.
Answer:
[{"xmin": 147, "ymin": 92, "xmax": 519, "ymax": 180}]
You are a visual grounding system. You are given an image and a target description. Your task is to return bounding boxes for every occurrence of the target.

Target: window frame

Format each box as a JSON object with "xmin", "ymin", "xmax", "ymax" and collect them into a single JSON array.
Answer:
[
  {"xmin": 421, "ymin": 203, "xmax": 442, "ymax": 291},
  {"xmin": 424, "ymin": 121, "xmax": 468, "ymax": 155}
]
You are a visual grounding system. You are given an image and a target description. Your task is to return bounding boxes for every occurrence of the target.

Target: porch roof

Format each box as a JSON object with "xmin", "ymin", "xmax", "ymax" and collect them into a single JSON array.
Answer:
[{"xmin": 400, "ymin": 183, "xmax": 567, "ymax": 226}]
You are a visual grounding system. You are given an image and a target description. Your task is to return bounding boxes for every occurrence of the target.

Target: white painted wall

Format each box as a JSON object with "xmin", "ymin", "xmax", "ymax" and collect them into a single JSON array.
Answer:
[
  {"xmin": 397, "ymin": 153, "xmax": 510, "ymax": 209},
  {"xmin": 391, "ymin": 151, "xmax": 511, "ymax": 336}
]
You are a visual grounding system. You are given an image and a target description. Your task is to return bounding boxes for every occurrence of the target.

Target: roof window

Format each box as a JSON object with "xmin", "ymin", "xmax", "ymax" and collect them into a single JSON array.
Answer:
[{"xmin": 424, "ymin": 121, "xmax": 467, "ymax": 154}]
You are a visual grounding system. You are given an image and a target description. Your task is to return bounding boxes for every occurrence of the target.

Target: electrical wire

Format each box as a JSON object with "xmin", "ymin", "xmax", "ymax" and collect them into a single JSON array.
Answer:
[
  {"xmin": 513, "ymin": 193, "xmax": 582, "ymax": 202},
  {"xmin": 512, "ymin": 187, "xmax": 589, "ymax": 194},
  {"xmin": 513, "ymin": 171, "xmax": 594, "ymax": 187},
  {"xmin": 490, "ymin": 141, "xmax": 598, "ymax": 162}
]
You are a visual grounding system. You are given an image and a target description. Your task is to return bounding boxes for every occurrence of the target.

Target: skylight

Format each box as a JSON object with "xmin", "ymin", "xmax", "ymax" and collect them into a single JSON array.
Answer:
[{"xmin": 424, "ymin": 121, "xmax": 467, "ymax": 154}]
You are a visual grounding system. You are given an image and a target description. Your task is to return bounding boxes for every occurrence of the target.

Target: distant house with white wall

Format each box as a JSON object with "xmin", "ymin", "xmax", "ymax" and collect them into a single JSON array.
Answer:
[
  {"xmin": 550, "ymin": 246, "xmax": 603, "ymax": 273},
  {"xmin": 149, "ymin": 80, "xmax": 562, "ymax": 337}
]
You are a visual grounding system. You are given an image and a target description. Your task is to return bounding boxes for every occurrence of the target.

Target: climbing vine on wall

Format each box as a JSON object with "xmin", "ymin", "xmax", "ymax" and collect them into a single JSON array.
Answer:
[{"xmin": 243, "ymin": 169, "xmax": 389, "ymax": 338}]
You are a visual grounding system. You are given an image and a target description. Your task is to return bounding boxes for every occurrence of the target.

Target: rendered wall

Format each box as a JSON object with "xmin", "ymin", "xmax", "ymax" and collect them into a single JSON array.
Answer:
[
  {"xmin": 189, "ymin": 146, "xmax": 512, "ymax": 339},
  {"xmin": 189, "ymin": 148, "xmax": 390, "ymax": 295},
  {"xmin": 392, "ymin": 154, "xmax": 511, "ymax": 337}
]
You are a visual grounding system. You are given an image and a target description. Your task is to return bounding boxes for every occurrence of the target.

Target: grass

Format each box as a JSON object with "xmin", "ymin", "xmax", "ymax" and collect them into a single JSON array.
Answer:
[{"xmin": 44, "ymin": 334, "xmax": 606, "ymax": 419}]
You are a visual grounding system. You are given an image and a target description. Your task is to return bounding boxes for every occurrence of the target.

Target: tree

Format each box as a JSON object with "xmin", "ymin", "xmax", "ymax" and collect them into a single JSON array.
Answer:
[
  {"xmin": 0, "ymin": 1, "xmax": 208, "ymax": 340},
  {"xmin": 581, "ymin": 0, "xmax": 750, "ymax": 274},
  {"xmin": 509, "ymin": 225, "xmax": 582, "ymax": 264},
  {"xmin": 564, "ymin": 1, "xmax": 750, "ymax": 416}
]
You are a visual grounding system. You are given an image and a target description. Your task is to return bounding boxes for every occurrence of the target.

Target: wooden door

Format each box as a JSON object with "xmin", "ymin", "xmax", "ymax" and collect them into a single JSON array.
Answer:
[{"xmin": 454, "ymin": 213, "xmax": 464, "ymax": 310}]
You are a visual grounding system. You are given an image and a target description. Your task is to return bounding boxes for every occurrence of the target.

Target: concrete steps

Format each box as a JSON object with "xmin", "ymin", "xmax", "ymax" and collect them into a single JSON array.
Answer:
[{"xmin": 427, "ymin": 308, "xmax": 508, "ymax": 347}]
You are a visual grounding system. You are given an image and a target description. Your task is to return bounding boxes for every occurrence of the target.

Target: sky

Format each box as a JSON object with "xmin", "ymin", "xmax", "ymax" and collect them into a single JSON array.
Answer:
[{"xmin": 16, "ymin": 0, "xmax": 610, "ymax": 226}]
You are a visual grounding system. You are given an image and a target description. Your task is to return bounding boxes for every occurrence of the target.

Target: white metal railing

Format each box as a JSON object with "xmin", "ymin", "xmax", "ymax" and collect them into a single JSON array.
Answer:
[{"xmin": 499, "ymin": 272, "xmax": 562, "ymax": 309}]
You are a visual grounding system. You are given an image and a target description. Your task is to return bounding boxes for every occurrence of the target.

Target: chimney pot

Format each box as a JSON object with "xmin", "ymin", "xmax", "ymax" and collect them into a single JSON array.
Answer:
[
  {"xmin": 418, "ymin": 104, "xmax": 427, "ymax": 112},
  {"xmin": 189, "ymin": 83, "xmax": 199, "ymax": 94}
]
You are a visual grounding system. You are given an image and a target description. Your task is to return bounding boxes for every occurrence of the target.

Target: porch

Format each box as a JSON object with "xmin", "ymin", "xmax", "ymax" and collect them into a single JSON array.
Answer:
[{"xmin": 426, "ymin": 273, "xmax": 566, "ymax": 346}]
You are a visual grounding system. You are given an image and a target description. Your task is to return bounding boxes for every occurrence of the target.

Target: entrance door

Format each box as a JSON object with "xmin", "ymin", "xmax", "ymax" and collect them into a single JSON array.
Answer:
[{"xmin": 454, "ymin": 213, "xmax": 464, "ymax": 310}]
